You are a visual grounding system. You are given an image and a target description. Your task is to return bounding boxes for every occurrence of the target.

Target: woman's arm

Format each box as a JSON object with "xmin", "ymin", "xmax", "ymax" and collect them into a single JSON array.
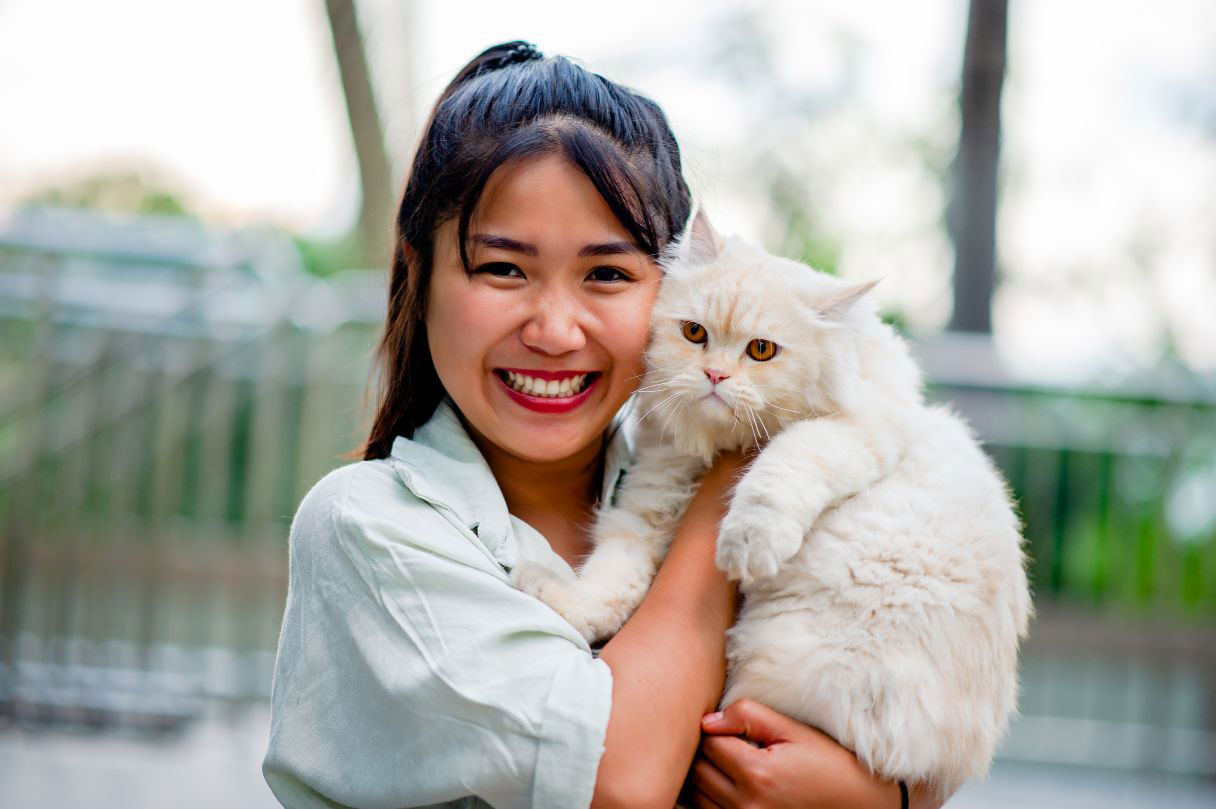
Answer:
[
  {"xmin": 590, "ymin": 452, "xmax": 748, "ymax": 809},
  {"xmin": 688, "ymin": 699, "xmax": 953, "ymax": 809}
]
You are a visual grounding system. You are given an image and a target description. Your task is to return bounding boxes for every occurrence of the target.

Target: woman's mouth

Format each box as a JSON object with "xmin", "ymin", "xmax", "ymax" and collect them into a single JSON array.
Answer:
[{"xmin": 494, "ymin": 368, "xmax": 602, "ymax": 413}]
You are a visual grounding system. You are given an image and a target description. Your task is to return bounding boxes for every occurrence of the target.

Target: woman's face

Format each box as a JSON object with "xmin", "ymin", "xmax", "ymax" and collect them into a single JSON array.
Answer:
[{"xmin": 425, "ymin": 154, "xmax": 662, "ymax": 464}]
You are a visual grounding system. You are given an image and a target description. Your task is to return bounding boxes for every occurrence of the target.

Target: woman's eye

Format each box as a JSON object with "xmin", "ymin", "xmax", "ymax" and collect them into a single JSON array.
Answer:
[
  {"xmin": 746, "ymin": 338, "xmax": 778, "ymax": 361},
  {"xmin": 681, "ymin": 321, "xmax": 708, "ymax": 345},
  {"xmin": 474, "ymin": 262, "xmax": 525, "ymax": 279},
  {"xmin": 586, "ymin": 266, "xmax": 629, "ymax": 283}
]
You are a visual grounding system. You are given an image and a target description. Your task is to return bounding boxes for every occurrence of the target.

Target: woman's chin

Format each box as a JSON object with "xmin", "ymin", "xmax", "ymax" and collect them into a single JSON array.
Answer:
[{"xmin": 498, "ymin": 428, "xmax": 599, "ymax": 464}]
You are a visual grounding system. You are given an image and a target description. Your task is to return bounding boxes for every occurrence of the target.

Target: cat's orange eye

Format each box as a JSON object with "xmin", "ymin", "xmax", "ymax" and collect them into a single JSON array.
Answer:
[
  {"xmin": 746, "ymin": 338, "xmax": 778, "ymax": 361},
  {"xmin": 681, "ymin": 321, "xmax": 708, "ymax": 344}
]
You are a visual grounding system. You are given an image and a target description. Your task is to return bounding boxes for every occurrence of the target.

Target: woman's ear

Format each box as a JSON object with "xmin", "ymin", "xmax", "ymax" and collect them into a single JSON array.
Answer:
[
  {"xmin": 397, "ymin": 241, "xmax": 427, "ymax": 317},
  {"xmin": 403, "ymin": 242, "xmax": 419, "ymax": 268}
]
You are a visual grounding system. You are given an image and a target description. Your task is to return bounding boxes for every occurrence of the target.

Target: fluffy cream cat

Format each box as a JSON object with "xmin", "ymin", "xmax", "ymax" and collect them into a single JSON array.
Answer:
[{"xmin": 511, "ymin": 212, "xmax": 1031, "ymax": 797}]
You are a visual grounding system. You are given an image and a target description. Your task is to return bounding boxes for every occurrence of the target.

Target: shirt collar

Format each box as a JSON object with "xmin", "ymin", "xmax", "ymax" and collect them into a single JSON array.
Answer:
[
  {"xmin": 600, "ymin": 402, "xmax": 635, "ymax": 508},
  {"xmin": 388, "ymin": 398, "xmax": 634, "ymax": 568}
]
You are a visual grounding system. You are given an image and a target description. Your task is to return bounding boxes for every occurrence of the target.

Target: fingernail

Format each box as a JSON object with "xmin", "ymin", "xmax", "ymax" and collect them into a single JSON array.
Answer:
[{"xmin": 702, "ymin": 711, "xmax": 723, "ymax": 724}]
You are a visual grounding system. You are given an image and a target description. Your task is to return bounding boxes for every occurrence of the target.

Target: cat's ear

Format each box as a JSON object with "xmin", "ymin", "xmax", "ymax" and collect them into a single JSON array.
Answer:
[
  {"xmin": 818, "ymin": 279, "xmax": 879, "ymax": 320},
  {"xmin": 681, "ymin": 208, "xmax": 725, "ymax": 265}
]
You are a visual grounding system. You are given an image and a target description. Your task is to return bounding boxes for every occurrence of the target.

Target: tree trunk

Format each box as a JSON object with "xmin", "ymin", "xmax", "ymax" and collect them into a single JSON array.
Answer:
[
  {"xmin": 323, "ymin": 0, "xmax": 394, "ymax": 268},
  {"xmin": 948, "ymin": 0, "xmax": 1008, "ymax": 333}
]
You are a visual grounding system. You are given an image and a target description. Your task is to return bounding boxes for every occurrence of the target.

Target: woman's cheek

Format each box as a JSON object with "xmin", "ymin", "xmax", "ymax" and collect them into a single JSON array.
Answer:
[
  {"xmin": 427, "ymin": 277, "xmax": 507, "ymax": 390},
  {"xmin": 603, "ymin": 288, "xmax": 659, "ymax": 386}
]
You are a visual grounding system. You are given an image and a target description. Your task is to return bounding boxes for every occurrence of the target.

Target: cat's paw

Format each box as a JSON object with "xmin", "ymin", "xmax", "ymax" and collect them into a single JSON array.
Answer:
[
  {"xmin": 510, "ymin": 561, "xmax": 597, "ymax": 643},
  {"xmin": 716, "ymin": 484, "xmax": 806, "ymax": 586}
]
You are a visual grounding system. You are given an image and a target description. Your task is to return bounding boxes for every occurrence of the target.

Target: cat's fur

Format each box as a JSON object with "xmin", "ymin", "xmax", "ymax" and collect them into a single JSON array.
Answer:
[{"xmin": 511, "ymin": 212, "xmax": 1032, "ymax": 797}]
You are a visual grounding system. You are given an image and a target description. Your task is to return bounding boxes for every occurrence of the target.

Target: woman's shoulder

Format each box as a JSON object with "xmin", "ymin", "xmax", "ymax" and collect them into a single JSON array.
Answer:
[
  {"xmin": 289, "ymin": 453, "xmax": 505, "ymax": 575},
  {"xmin": 291, "ymin": 457, "xmax": 404, "ymax": 534}
]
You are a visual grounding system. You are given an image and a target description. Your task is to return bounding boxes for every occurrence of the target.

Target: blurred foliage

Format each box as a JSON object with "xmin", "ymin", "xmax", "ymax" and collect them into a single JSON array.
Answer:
[
  {"xmin": 293, "ymin": 232, "xmax": 364, "ymax": 278},
  {"xmin": 767, "ymin": 170, "xmax": 840, "ymax": 277},
  {"xmin": 17, "ymin": 169, "xmax": 368, "ymax": 279},
  {"xmin": 22, "ymin": 170, "xmax": 192, "ymax": 217},
  {"xmin": 17, "ymin": 169, "xmax": 369, "ymax": 279},
  {"xmin": 880, "ymin": 311, "xmax": 909, "ymax": 334}
]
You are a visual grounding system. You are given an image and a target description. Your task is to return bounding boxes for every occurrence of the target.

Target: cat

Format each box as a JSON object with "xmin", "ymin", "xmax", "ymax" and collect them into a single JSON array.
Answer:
[{"xmin": 510, "ymin": 211, "xmax": 1031, "ymax": 797}]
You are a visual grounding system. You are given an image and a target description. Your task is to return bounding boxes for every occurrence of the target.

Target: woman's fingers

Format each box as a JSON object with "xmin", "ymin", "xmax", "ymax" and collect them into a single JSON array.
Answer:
[
  {"xmin": 686, "ymin": 786, "xmax": 727, "ymax": 809},
  {"xmin": 702, "ymin": 698, "xmax": 803, "ymax": 745},
  {"xmin": 689, "ymin": 753, "xmax": 738, "ymax": 806},
  {"xmin": 699, "ymin": 732, "xmax": 761, "ymax": 781}
]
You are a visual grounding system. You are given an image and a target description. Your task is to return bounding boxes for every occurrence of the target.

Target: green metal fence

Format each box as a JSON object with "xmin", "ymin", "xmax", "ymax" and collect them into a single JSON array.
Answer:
[{"xmin": 923, "ymin": 377, "xmax": 1216, "ymax": 615}]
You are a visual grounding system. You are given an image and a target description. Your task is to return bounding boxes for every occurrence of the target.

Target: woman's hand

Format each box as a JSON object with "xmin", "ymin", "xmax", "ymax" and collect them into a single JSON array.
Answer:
[{"xmin": 686, "ymin": 699, "xmax": 938, "ymax": 809}]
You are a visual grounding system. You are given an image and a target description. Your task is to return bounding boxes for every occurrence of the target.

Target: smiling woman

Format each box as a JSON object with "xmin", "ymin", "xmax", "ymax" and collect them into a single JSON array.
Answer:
[
  {"xmin": 426, "ymin": 156, "xmax": 660, "ymax": 466},
  {"xmin": 422, "ymin": 156, "xmax": 668, "ymax": 567},
  {"xmin": 261, "ymin": 42, "xmax": 748, "ymax": 809}
]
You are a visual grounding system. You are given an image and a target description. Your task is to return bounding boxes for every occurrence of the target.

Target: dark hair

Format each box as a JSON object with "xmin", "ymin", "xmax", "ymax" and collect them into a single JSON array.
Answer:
[{"xmin": 361, "ymin": 41, "xmax": 692, "ymax": 459}]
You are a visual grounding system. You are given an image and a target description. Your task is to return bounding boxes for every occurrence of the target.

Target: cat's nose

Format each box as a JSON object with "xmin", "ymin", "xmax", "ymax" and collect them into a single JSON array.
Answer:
[{"xmin": 705, "ymin": 368, "xmax": 731, "ymax": 385}]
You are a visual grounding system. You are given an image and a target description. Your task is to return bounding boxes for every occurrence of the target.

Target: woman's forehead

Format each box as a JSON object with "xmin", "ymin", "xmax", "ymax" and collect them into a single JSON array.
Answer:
[{"xmin": 473, "ymin": 155, "xmax": 633, "ymax": 236}]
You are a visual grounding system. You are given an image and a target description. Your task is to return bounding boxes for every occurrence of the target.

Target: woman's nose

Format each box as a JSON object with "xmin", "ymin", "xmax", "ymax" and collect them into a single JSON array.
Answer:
[{"xmin": 519, "ymin": 290, "xmax": 587, "ymax": 356}]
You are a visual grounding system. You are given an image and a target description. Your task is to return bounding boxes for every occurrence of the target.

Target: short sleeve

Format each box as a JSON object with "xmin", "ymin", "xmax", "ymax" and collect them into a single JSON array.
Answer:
[{"xmin": 262, "ymin": 462, "xmax": 613, "ymax": 809}]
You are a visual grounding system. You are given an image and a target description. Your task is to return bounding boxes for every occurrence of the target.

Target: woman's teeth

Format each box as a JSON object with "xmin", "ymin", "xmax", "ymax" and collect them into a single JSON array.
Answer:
[{"xmin": 504, "ymin": 371, "xmax": 591, "ymax": 398}]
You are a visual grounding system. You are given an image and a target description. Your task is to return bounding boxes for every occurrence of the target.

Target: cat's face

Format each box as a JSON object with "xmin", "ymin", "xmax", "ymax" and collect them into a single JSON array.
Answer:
[{"xmin": 639, "ymin": 216, "xmax": 875, "ymax": 457}]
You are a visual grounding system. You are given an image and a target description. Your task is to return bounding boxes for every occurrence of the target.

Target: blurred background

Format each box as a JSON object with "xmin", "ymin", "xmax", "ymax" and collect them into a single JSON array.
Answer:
[{"xmin": 1, "ymin": 0, "xmax": 1214, "ymax": 806}]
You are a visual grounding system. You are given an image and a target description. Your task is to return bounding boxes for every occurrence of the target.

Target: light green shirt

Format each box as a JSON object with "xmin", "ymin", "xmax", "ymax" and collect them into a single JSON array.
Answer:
[{"xmin": 263, "ymin": 401, "xmax": 631, "ymax": 809}]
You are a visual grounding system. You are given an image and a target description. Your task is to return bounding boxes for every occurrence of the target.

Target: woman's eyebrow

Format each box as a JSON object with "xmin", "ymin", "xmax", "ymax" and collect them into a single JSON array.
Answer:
[
  {"xmin": 578, "ymin": 241, "xmax": 641, "ymax": 257},
  {"xmin": 471, "ymin": 233, "xmax": 539, "ymax": 256}
]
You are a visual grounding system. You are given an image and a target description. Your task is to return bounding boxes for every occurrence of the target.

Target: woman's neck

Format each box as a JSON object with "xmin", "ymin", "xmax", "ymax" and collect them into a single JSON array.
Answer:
[{"xmin": 466, "ymin": 421, "xmax": 605, "ymax": 567}]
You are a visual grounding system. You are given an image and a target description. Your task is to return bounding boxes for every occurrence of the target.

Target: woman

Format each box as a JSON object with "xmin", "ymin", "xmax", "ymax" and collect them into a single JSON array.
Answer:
[{"xmin": 263, "ymin": 42, "xmax": 943, "ymax": 809}]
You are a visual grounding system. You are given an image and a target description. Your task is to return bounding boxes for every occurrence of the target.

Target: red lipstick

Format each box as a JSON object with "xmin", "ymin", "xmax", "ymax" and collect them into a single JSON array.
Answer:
[{"xmin": 494, "ymin": 369, "xmax": 601, "ymax": 414}]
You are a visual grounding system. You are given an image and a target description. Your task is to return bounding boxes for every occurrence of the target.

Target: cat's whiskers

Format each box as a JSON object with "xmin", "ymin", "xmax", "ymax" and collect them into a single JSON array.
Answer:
[
  {"xmin": 613, "ymin": 396, "xmax": 638, "ymax": 423},
  {"xmin": 745, "ymin": 404, "xmax": 772, "ymax": 444},
  {"xmin": 660, "ymin": 396, "xmax": 688, "ymax": 444},
  {"xmin": 727, "ymin": 406, "xmax": 751, "ymax": 444},
  {"xmin": 636, "ymin": 364, "xmax": 682, "ymax": 376},
  {"xmin": 633, "ymin": 381, "xmax": 676, "ymax": 394},
  {"xmin": 639, "ymin": 370, "xmax": 706, "ymax": 394},
  {"xmin": 637, "ymin": 391, "xmax": 684, "ymax": 423},
  {"xmin": 750, "ymin": 407, "xmax": 765, "ymax": 446},
  {"xmin": 623, "ymin": 368, "xmax": 681, "ymax": 391},
  {"xmin": 759, "ymin": 412, "xmax": 772, "ymax": 442},
  {"xmin": 738, "ymin": 404, "xmax": 761, "ymax": 448}
]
